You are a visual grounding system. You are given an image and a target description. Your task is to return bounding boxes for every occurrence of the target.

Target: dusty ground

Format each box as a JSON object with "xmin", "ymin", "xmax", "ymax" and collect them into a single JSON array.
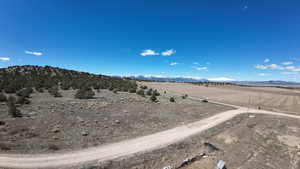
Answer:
[
  {"xmin": 0, "ymin": 89, "xmax": 232, "ymax": 154},
  {"xmin": 77, "ymin": 114, "xmax": 300, "ymax": 169},
  {"xmin": 182, "ymin": 113, "xmax": 300, "ymax": 169},
  {"xmin": 142, "ymin": 82, "xmax": 300, "ymax": 114}
]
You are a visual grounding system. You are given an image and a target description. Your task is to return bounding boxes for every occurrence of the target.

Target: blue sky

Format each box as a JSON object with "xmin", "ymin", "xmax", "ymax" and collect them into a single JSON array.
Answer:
[{"xmin": 0, "ymin": 0, "xmax": 300, "ymax": 81}]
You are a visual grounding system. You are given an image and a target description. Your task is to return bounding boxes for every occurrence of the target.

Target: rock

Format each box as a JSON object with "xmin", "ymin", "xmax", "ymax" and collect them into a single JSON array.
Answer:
[
  {"xmin": 51, "ymin": 127, "xmax": 60, "ymax": 133},
  {"xmin": 0, "ymin": 121, "xmax": 5, "ymax": 126},
  {"xmin": 77, "ymin": 116, "xmax": 85, "ymax": 123},
  {"xmin": 81, "ymin": 131, "xmax": 89, "ymax": 136},
  {"xmin": 52, "ymin": 136, "xmax": 59, "ymax": 140},
  {"xmin": 249, "ymin": 114, "xmax": 256, "ymax": 118},
  {"xmin": 114, "ymin": 120, "xmax": 120, "ymax": 124},
  {"xmin": 123, "ymin": 110, "xmax": 128, "ymax": 113},
  {"xmin": 28, "ymin": 112, "xmax": 37, "ymax": 116}
]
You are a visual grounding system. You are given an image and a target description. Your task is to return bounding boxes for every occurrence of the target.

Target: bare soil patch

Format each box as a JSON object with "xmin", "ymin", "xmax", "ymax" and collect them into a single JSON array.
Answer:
[{"xmin": 0, "ymin": 89, "xmax": 232, "ymax": 154}]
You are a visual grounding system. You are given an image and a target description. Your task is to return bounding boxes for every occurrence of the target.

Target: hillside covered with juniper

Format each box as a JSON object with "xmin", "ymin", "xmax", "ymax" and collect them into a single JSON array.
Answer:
[{"xmin": 0, "ymin": 65, "xmax": 137, "ymax": 93}]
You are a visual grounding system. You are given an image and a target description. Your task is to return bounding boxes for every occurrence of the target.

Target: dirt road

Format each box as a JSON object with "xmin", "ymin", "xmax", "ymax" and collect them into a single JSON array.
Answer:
[{"xmin": 1, "ymin": 103, "xmax": 300, "ymax": 169}]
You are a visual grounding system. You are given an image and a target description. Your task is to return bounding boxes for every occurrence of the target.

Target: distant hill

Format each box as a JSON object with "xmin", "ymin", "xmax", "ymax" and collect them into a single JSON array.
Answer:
[
  {"xmin": 0, "ymin": 65, "xmax": 137, "ymax": 93},
  {"xmin": 129, "ymin": 75, "xmax": 209, "ymax": 82},
  {"xmin": 235, "ymin": 80, "xmax": 300, "ymax": 87}
]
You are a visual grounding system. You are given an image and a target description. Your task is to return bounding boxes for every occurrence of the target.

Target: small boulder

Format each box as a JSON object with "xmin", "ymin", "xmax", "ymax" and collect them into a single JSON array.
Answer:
[
  {"xmin": 81, "ymin": 131, "xmax": 89, "ymax": 136},
  {"xmin": 51, "ymin": 127, "xmax": 60, "ymax": 133}
]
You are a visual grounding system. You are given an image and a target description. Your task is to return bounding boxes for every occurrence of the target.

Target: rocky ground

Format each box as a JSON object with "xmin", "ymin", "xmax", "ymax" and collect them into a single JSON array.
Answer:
[
  {"xmin": 77, "ymin": 113, "xmax": 300, "ymax": 169},
  {"xmin": 0, "ymin": 89, "xmax": 232, "ymax": 154}
]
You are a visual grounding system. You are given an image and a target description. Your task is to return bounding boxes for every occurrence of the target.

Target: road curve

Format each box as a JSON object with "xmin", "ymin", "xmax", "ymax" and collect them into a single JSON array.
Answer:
[{"xmin": 0, "ymin": 103, "xmax": 300, "ymax": 168}]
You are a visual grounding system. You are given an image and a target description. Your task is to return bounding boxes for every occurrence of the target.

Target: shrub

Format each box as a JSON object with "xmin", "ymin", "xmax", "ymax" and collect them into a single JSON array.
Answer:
[
  {"xmin": 150, "ymin": 94, "xmax": 158, "ymax": 102},
  {"xmin": 169, "ymin": 97, "xmax": 175, "ymax": 102},
  {"xmin": 202, "ymin": 99, "xmax": 208, "ymax": 103},
  {"xmin": 113, "ymin": 89, "xmax": 119, "ymax": 94},
  {"xmin": 4, "ymin": 86, "xmax": 16, "ymax": 94},
  {"xmin": 16, "ymin": 88, "xmax": 33, "ymax": 98},
  {"xmin": 61, "ymin": 83, "xmax": 71, "ymax": 90},
  {"xmin": 48, "ymin": 86, "xmax": 62, "ymax": 97},
  {"xmin": 7, "ymin": 96, "xmax": 22, "ymax": 118},
  {"xmin": 129, "ymin": 89, "xmax": 136, "ymax": 93},
  {"xmin": 181, "ymin": 94, "xmax": 188, "ymax": 99},
  {"xmin": 0, "ymin": 93, "xmax": 7, "ymax": 102},
  {"xmin": 153, "ymin": 89, "xmax": 160, "ymax": 96},
  {"xmin": 136, "ymin": 89, "xmax": 145, "ymax": 97},
  {"xmin": 75, "ymin": 87, "xmax": 95, "ymax": 99},
  {"xmin": 146, "ymin": 88, "xmax": 153, "ymax": 96},
  {"xmin": 140, "ymin": 85, "xmax": 148, "ymax": 90},
  {"xmin": 16, "ymin": 96, "xmax": 31, "ymax": 105},
  {"xmin": 36, "ymin": 87, "xmax": 44, "ymax": 93}
]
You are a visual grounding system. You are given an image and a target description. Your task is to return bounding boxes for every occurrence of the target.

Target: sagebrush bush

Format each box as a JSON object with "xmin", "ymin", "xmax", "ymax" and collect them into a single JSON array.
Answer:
[
  {"xmin": 150, "ymin": 94, "xmax": 158, "ymax": 102},
  {"xmin": 7, "ymin": 96, "xmax": 22, "ymax": 118},
  {"xmin": 153, "ymin": 89, "xmax": 160, "ymax": 96},
  {"xmin": 0, "ymin": 93, "xmax": 7, "ymax": 102},
  {"xmin": 16, "ymin": 96, "xmax": 31, "ymax": 105},
  {"xmin": 16, "ymin": 88, "xmax": 33, "ymax": 98},
  {"xmin": 36, "ymin": 87, "xmax": 44, "ymax": 93},
  {"xmin": 146, "ymin": 88, "xmax": 153, "ymax": 96},
  {"xmin": 140, "ymin": 85, "xmax": 148, "ymax": 90},
  {"xmin": 136, "ymin": 89, "xmax": 145, "ymax": 97},
  {"xmin": 75, "ymin": 87, "xmax": 95, "ymax": 99},
  {"xmin": 169, "ymin": 97, "xmax": 175, "ymax": 102},
  {"xmin": 129, "ymin": 89, "xmax": 136, "ymax": 93},
  {"xmin": 181, "ymin": 94, "xmax": 188, "ymax": 99},
  {"xmin": 48, "ymin": 86, "xmax": 62, "ymax": 97}
]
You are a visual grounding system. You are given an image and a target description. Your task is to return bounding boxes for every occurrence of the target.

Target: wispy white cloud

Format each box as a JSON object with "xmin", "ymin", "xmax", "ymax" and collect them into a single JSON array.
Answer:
[
  {"xmin": 194, "ymin": 66, "xmax": 207, "ymax": 71},
  {"xmin": 25, "ymin": 50, "xmax": 43, "ymax": 56},
  {"xmin": 285, "ymin": 66, "xmax": 300, "ymax": 72},
  {"xmin": 264, "ymin": 58, "xmax": 270, "ymax": 63},
  {"xmin": 208, "ymin": 77, "xmax": 235, "ymax": 81},
  {"xmin": 161, "ymin": 49, "xmax": 176, "ymax": 56},
  {"xmin": 0, "ymin": 57, "xmax": 10, "ymax": 61},
  {"xmin": 255, "ymin": 64, "xmax": 268, "ymax": 70},
  {"xmin": 255, "ymin": 64, "xmax": 284, "ymax": 70},
  {"xmin": 281, "ymin": 61, "xmax": 293, "ymax": 66},
  {"xmin": 258, "ymin": 73, "xmax": 270, "ymax": 76},
  {"xmin": 169, "ymin": 62, "xmax": 178, "ymax": 66},
  {"xmin": 281, "ymin": 72, "xmax": 299, "ymax": 75},
  {"xmin": 193, "ymin": 62, "xmax": 199, "ymax": 65},
  {"xmin": 140, "ymin": 49, "xmax": 159, "ymax": 56}
]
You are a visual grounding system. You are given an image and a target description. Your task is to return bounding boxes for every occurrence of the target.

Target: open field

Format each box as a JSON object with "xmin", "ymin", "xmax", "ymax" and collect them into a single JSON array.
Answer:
[
  {"xmin": 143, "ymin": 82, "xmax": 300, "ymax": 114},
  {"xmin": 0, "ymin": 89, "xmax": 232, "ymax": 154}
]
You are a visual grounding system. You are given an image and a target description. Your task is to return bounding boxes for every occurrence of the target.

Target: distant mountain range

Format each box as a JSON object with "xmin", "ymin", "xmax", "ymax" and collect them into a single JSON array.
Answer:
[
  {"xmin": 129, "ymin": 75, "xmax": 300, "ymax": 87},
  {"xmin": 129, "ymin": 75, "xmax": 209, "ymax": 82}
]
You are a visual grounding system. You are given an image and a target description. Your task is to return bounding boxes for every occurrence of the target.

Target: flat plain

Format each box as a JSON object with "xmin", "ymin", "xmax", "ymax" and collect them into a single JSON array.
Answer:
[{"xmin": 143, "ymin": 82, "xmax": 300, "ymax": 114}]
